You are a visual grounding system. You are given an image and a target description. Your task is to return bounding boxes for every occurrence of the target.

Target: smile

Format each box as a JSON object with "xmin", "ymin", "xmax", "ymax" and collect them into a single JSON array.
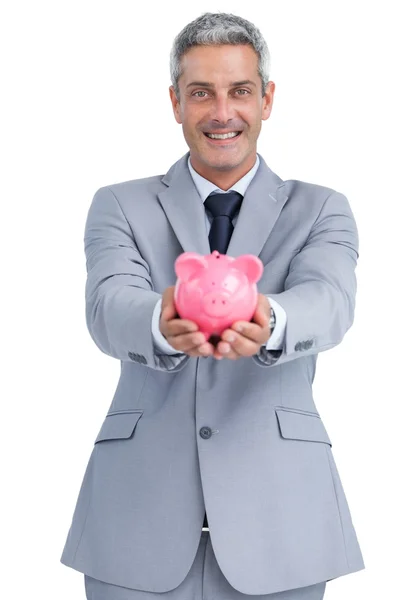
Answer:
[{"xmin": 203, "ymin": 131, "xmax": 243, "ymax": 145}]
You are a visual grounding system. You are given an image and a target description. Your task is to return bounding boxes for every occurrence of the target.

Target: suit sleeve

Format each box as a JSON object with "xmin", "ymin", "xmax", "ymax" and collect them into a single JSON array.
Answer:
[
  {"xmin": 84, "ymin": 186, "xmax": 190, "ymax": 372},
  {"xmin": 253, "ymin": 191, "xmax": 359, "ymax": 368}
]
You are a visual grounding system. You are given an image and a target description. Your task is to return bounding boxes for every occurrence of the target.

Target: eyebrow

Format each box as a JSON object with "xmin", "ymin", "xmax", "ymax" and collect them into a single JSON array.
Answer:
[{"xmin": 186, "ymin": 80, "xmax": 256, "ymax": 89}]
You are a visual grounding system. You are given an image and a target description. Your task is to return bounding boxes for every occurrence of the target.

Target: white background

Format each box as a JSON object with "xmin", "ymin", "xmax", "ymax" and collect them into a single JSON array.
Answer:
[{"xmin": 2, "ymin": 1, "xmax": 399, "ymax": 598}]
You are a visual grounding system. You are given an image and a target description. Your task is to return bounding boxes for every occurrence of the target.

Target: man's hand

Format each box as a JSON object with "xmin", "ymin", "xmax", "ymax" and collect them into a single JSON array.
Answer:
[
  {"xmin": 160, "ymin": 288, "xmax": 272, "ymax": 360},
  {"xmin": 159, "ymin": 286, "xmax": 215, "ymax": 358},
  {"xmin": 212, "ymin": 294, "xmax": 272, "ymax": 360}
]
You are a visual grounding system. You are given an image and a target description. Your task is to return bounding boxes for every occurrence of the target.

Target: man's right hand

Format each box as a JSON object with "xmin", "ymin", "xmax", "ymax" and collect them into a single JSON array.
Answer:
[{"xmin": 159, "ymin": 286, "xmax": 216, "ymax": 358}]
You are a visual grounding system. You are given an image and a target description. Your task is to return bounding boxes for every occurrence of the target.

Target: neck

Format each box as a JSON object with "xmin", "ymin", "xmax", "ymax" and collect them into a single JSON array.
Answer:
[{"xmin": 190, "ymin": 152, "xmax": 257, "ymax": 191}]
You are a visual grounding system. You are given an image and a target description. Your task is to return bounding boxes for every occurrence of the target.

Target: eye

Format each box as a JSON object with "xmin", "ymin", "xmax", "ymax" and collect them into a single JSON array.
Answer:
[{"xmin": 192, "ymin": 89, "xmax": 250, "ymax": 98}]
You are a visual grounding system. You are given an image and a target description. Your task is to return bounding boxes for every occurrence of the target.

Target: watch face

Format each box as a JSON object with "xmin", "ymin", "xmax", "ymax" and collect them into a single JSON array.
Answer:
[{"xmin": 269, "ymin": 307, "xmax": 276, "ymax": 331}]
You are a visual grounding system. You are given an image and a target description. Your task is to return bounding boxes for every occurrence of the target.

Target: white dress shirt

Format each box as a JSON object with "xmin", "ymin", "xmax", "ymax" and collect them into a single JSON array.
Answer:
[{"xmin": 151, "ymin": 153, "xmax": 287, "ymax": 355}]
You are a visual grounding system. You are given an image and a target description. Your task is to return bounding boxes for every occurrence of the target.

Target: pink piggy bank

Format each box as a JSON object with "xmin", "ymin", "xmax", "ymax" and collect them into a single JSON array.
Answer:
[{"xmin": 174, "ymin": 250, "xmax": 264, "ymax": 341}]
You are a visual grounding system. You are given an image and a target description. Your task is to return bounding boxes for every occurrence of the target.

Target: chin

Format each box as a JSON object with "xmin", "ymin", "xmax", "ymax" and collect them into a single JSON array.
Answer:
[
  {"xmin": 210, "ymin": 159, "xmax": 241, "ymax": 171},
  {"xmin": 205, "ymin": 152, "xmax": 245, "ymax": 170}
]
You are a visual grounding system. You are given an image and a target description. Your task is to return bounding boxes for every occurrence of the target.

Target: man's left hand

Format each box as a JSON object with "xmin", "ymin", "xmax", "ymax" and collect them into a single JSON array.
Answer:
[{"xmin": 213, "ymin": 294, "xmax": 272, "ymax": 360}]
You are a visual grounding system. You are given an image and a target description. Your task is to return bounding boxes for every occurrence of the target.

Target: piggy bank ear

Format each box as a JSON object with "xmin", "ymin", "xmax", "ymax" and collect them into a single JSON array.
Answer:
[
  {"xmin": 231, "ymin": 254, "xmax": 264, "ymax": 284},
  {"xmin": 174, "ymin": 252, "xmax": 208, "ymax": 282}
]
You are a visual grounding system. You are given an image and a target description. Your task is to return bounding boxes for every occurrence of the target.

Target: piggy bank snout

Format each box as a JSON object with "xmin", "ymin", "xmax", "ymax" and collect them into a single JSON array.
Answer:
[{"xmin": 203, "ymin": 290, "xmax": 232, "ymax": 317}]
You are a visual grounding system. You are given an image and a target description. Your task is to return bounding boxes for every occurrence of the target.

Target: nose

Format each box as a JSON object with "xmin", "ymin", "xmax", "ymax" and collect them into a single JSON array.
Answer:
[
  {"xmin": 209, "ymin": 93, "xmax": 236, "ymax": 125},
  {"xmin": 203, "ymin": 291, "xmax": 232, "ymax": 317}
]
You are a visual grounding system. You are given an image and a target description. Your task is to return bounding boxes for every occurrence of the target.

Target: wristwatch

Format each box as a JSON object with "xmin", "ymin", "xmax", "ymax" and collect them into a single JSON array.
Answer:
[{"xmin": 269, "ymin": 306, "xmax": 276, "ymax": 335}]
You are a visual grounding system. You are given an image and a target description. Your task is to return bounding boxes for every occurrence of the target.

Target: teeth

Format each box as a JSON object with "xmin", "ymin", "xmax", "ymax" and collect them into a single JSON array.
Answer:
[{"xmin": 206, "ymin": 131, "xmax": 240, "ymax": 139}]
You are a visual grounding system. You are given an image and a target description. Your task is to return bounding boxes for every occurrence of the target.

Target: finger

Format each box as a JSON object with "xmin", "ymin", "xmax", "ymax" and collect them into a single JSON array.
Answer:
[
  {"xmin": 219, "ymin": 330, "xmax": 260, "ymax": 358},
  {"xmin": 206, "ymin": 335, "xmax": 227, "ymax": 360},
  {"xmin": 213, "ymin": 346, "xmax": 225, "ymax": 360},
  {"xmin": 165, "ymin": 318, "xmax": 199, "ymax": 334},
  {"xmin": 169, "ymin": 329, "xmax": 204, "ymax": 350},
  {"xmin": 160, "ymin": 311, "xmax": 199, "ymax": 339},
  {"xmin": 161, "ymin": 287, "xmax": 177, "ymax": 318},
  {"xmin": 161, "ymin": 302, "xmax": 181, "ymax": 322},
  {"xmin": 230, "ymin": 321, "xmax": 265, "ymax": 345},
  {"xmin": 187, "ymin": 341, "xmax": 215, "ymax": 357},
  {"xmin": 169, "ymin": 331, "xmax": 213, "ymax": 355},
  {"xmin": 251, "ymin": 296, "xmax": 270, "ymax": 328},
  {"xmin": 215, "ymin": 340, "xmax": 241, "ymax": 360}
]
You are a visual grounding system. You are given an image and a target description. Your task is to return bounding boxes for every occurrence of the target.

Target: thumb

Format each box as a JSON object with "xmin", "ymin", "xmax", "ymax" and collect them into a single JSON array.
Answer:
[
  {"xmin": 252, "ymin": 294, "xmax": 269, "ymax": 327},
  {"xmin": 161, "ymin": 286, "xmax": 177, "ymax": 321}
]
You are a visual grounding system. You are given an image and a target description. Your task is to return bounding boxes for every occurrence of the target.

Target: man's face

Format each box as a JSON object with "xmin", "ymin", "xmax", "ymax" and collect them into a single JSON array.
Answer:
[{"xmin": 169, "ymin": 44, "xmax": 274, "ymax": 181}]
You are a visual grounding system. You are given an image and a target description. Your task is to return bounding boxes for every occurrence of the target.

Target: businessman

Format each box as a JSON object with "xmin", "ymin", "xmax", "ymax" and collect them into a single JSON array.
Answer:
[{"xmin": 60, "ymin": 11, "xmax": 365, "ymax": 600}]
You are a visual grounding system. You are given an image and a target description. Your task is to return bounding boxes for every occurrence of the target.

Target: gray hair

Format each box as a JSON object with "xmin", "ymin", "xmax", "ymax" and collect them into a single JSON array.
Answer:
[{"xmin": 169, "ymin": 12, "xmax": 271, "ymax": 103}]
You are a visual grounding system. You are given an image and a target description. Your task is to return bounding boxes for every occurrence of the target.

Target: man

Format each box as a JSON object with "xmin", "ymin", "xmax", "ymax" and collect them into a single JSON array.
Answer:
[{"xmin": 60, "ymin": 12, "xmax": 365, "ymax": 600}]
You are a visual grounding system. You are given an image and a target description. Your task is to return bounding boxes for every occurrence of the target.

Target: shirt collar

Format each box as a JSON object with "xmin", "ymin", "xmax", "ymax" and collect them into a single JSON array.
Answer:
[{"xmin": 187, "ymin": 153, "xmax": 260, "ymax": 202}]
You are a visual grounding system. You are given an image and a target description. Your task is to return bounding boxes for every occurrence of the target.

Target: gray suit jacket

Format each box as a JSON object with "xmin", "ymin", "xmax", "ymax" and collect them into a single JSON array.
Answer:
[{"xmin": 60, "ymin": 150, "xmax": 365, "ymax": 595}]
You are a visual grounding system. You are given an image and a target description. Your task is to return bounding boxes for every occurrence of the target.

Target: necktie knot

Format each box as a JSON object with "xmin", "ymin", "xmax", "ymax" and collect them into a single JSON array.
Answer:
[{"xmin": 204, "ymin": 191, "xmax": 243, "ymax": 220}]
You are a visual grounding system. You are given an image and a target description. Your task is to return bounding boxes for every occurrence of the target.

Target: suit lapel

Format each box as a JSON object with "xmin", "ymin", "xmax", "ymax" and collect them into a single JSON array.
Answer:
[{"xmin": 158, "ymin": 151, "xmax": 289, "ymax": 259}]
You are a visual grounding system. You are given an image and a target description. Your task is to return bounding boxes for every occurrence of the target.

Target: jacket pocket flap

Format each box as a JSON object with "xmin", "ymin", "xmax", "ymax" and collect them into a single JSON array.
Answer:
[
  {"xmin": 275, "ymin": 407, "xmax": 332, "ymax": 446},
  {"xmin": 95, "ymin": 410, "xmax": 144, "ymax": 444}
]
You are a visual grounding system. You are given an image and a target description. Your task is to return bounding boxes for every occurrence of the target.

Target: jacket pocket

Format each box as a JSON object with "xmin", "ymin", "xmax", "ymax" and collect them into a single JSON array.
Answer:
[
  {"xmin": 94, "ymin": 409, "xmax": 144, "ymax": 444},
  {"xmin": 275, "ymin": 407, "xmax": 332, "ymax": 446}
]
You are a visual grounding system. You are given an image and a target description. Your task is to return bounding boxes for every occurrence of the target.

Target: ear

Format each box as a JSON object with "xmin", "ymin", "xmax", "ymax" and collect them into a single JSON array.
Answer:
[
  {"xmin": 231, "ymin": 254, "xmax": 264, "ymax": 284},
  {"xmin": 174, "ymin": 252, "xmax": 208, "ymax": 282},
  {"xmin": 169, "ymin": 85, "xmax": 182, "ymax": 124}
]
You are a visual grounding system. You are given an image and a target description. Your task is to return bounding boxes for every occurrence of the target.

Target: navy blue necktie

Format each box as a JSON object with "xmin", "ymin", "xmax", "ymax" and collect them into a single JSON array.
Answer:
[
  {"xmin": 201, "ymin": 190, "xmax": 243, "ymax": 529},
  {"xmin": 204, "ymin": 191, "xmax": 244, "ymax": 254}
]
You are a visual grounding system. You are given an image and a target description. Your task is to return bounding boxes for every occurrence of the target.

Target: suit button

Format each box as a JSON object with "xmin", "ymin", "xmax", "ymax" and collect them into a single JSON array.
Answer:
[
  {"xmin": 294, "ymin": 342, "xmax": 302, "ymax": 351},
  {"xmin": 200, "ymin": 426, "xmax": 212, "ymax": 439}
]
